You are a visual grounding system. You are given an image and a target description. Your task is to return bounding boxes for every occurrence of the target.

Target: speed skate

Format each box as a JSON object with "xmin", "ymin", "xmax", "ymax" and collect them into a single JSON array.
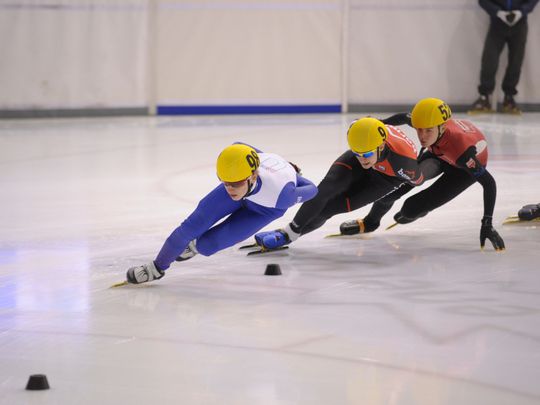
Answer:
[{"xmin": 239, "ymin": 243, "xmax": 289, "ymax": 256}]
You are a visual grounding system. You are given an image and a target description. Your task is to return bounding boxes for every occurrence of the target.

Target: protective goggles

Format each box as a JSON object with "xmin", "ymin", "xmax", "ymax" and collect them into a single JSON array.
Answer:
[
  {"xmin": 222, "ymin": 179, "xmax": 248, "ymax": 188},
  {"xmin": 352, "ymin": 149, "xmax": 377, "ymax": 158}
]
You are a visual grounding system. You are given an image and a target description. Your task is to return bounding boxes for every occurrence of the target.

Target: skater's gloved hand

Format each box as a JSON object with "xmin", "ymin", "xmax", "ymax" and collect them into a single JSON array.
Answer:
[{"xmin": 480, "ymin": 216, "xmax": 505, "ymax": 251}]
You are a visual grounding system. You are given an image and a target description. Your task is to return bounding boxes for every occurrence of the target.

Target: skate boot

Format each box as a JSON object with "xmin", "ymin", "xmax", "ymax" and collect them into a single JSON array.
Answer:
[
  {"xmin": 261, "ymin": 230, "xmax": 291, "ymax": 249},
  {"xmin": 501, "ymin": 94, "xmax": 521, "ymax": 115},
  {"xmin": 255, "ymin": 224, "xmax": 300, "ymax": 250},
  {"xmin": 468, "ymin": 95, "xmax": 494, "ymax": 114},
  {"xmin": 254, "ymin": 231, "xmax": 277, "ymax": 247},
  {"xmin": 518, "ymin": 203, "xmax": 540, "ymax": 221},
  {"xmin": 339, "ymin": 218, "xmax": 380, "ymax": 235},
  {"xmin": 175, "ymin": 240, "xmax": 198, "ymax": 262},
  {"xmin": 394, "ymin": 210, "xmax": 428, "ymax": 224},
  {"xmin": 126, "ymin": 261, "xmax": 164, "ymax": 284}
]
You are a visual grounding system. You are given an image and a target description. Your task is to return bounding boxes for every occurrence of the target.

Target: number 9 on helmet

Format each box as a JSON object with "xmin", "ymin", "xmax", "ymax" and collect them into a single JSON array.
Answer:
[
  {"xmin": 347, "ymin": 117, "xmax": 388, "ymax": 154},
  {"xmin": 216, "ymin": 144, "xmax": 260, "ymax": 182}
]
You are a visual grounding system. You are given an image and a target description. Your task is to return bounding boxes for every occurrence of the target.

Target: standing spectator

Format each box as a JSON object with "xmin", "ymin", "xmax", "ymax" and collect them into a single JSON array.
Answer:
[{"xmin": 469, "ymin": 0, "xmax": 539, "ymax": 114}]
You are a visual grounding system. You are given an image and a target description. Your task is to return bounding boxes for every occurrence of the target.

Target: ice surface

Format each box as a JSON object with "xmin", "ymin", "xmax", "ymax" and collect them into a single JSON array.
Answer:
[{"xmin": 1, "ymin": 113, "xmax": 539, "ymax": 404}]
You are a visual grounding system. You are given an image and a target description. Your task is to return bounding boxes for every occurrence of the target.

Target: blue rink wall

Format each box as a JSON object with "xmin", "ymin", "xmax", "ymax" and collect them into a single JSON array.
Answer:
[
  {"xmin": 156, "ymin": 104, "xmax": 342, "ymax": 115},
  {"xmin": 1, "ymin": 0, "xmax": 539, "ymax": 117}
]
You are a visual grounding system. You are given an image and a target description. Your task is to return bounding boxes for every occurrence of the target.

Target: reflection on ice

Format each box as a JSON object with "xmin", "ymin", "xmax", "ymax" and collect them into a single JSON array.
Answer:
[{"xmin": 0, "ymin": 114, "xmax": 539, "ymax": 404}]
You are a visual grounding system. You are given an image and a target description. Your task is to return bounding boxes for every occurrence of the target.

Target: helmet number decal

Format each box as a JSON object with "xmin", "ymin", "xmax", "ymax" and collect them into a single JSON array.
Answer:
[
  {"xmin": 438, "ymin": 103, "xmax": 450, "ymax": 121},
  {"xmin": 377, "ymin": 126, "xmax": 387, "ymax": 141},
  {"xmin": 246, "ymin": 151, "xmax": 260, "ymax": 172}
]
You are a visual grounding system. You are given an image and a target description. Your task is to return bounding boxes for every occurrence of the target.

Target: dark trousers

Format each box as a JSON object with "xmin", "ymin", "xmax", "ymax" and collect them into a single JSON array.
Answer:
[
  {"xmin": 292, "ymin": 151, "xmax": 404, "ymax": 235},
  {"xmin": 400, "ymin": 162, "xmax": 476, "ymax": 220},
  {"xmin": 478, "ymin": 18, "xmax": 528, "ymax": 96},
  {"xmin": 363, "ymin": 152, "xmax": 443, "ymax": 223}
]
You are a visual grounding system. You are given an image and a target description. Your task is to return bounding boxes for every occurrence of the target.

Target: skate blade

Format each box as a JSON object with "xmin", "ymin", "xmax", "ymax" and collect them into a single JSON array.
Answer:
[
  {"xmin": 246, "ymin": 246, "xmax": 289, "ymax": 256},
  {"xmin": 385, "ymin": 222, "xmax": 398, "ymax": 230},
  {"xmin": 239, "ymin": 242, "xmax": 260, "ymax": 250},
  {"xmin": 503, "ymin": 216, "xmax": 540, "ymax": 225},
  {"xmin": 325, "ymin": 233, "xmax": 346, "ymax": 238},
  {"xmin": 325, "ymin": 233, "xmax": 369, "ymax": 238},
  {"xmin": 110, "ymin": 280, "xmax": 129, "ymax": 288}
]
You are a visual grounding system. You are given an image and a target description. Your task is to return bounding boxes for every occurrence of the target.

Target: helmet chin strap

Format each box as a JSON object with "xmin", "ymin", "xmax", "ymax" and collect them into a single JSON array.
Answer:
[
  {"xmin": 375, "ymin": 144, "xmax": 385, "ymax": 161},
  {"xmin": 436, "ymin": 124, "xmax": 445, "ymax": 142},
  {"xmin": 242, "ymin": 175, "xmax": 257, "ymax": 199}
]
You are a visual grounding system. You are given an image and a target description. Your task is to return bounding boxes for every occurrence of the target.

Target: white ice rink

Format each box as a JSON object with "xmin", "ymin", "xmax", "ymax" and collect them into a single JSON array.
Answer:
[{"xmin": 1, "ymin": 113, "xmax": 539, "ymax": 404}]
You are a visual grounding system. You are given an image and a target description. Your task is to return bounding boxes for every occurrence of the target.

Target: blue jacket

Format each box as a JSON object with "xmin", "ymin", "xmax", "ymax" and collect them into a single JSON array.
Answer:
[
  {"xmin": 479, "ymin": 0, "xmax": 539, "ymax": 17},
  {"xmin": 153, "ymin": 147, "xmax": 317, "ymax": 270}
]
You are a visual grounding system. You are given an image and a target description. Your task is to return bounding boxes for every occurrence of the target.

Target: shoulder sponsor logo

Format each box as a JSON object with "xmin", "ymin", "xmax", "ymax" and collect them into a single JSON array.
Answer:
[{"xmin": 466, "ymin": 157, "xmax": 476, "ymax": 169}]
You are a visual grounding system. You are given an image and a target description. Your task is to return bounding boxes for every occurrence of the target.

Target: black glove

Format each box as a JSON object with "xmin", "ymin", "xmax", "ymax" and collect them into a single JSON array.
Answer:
[
  {"xmin": 380, "ymin": 112, "xmax": 412, "ymax": 127},
  {"xmin": 480, "ymin": 216, "xmax": 505, "ymax": 251}
]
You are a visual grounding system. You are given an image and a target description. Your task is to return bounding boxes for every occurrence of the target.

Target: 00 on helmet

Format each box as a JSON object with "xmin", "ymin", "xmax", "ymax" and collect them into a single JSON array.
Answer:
[
  {"xmin": 411, "ymin": 98, "xmax": 452, "ymax": 129},
  {"xmin": 347, "ymin": 117, "xmax": 388, "ymax": 155},
  {"xmin": 216, "ymin": 144, "xmax": 260, "ymax": 183}
]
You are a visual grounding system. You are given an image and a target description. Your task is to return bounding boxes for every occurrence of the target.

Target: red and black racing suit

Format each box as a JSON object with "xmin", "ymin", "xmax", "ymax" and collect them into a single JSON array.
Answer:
[
  {"xmin": 290, "ymin": 125, "xmax": 424, "ymax": 235},
  {"xmin": 366, "ymin": 116, "xmax": 497, "ymax": 227}
]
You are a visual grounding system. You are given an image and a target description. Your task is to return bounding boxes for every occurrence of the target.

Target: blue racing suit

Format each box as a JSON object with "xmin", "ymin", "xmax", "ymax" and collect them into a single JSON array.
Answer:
[{"xmin": 154, "ymin": 150, "xmax": 317, "ymax": 270}]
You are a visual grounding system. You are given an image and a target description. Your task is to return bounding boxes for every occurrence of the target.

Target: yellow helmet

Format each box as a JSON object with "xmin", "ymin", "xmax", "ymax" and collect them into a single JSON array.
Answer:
[
  {"xmin": 216, "ymin": 144, "xmax": 260, "ymax": 182},
  {"xmin": 411, "ymin": 98, "xmax": 452, "ymax": 129},
  {"xmin": 347, "ymin": 117, "xmax": 388, "ymax": 154}
]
